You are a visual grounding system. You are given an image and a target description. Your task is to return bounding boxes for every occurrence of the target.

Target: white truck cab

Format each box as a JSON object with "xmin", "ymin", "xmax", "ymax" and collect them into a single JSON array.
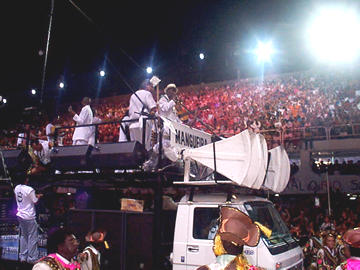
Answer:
[{"xmin": 172, "ymin": 193, "xmax": 303, "ymax": 270}]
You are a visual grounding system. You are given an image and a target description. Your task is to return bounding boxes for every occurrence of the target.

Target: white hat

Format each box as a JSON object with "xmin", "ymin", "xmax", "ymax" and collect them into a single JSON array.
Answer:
[{"xmin": 164, "ymin": 83, "xmax": 178, "ymax": 94}]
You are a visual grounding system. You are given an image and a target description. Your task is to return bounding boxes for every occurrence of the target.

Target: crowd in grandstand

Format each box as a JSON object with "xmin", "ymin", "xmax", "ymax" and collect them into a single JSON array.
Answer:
[
  {"xmin": 312, "ymin": 159, "xmax": 360, "ymax": 175},
  {"xmin": 1, "ymin": 69, "xmax": 360, "ymax": 150}
]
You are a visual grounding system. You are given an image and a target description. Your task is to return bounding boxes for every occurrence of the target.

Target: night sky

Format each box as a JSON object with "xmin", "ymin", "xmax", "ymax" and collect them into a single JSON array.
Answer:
[{"xmin": 0, "ymin": 0, "xmax": 358, "ymax": 122}]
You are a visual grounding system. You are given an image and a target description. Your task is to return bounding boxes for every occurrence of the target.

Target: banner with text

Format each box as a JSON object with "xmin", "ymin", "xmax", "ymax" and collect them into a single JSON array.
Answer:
[{"xmin": 283, "ymin": 173, "xmax": 360, "ymax": 194}]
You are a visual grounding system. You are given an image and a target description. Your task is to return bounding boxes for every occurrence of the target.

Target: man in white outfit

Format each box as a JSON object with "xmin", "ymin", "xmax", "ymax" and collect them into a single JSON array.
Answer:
[
  {"xmin": 119, "ymin": 109, "xmax": 131, "ymax": 142},
  {"xmin": 128, "ymin": 80, "xmax": 157, "ymax": 151},
  {"xmin": 68, "ymin": 97, "xmax": 93, "ymax": 145},
  {"xmin": 88, "ymin": 109, "xmax": 101, "ymax": 146},
  {"xmin": 158, "ymin": 83, "xmax": 181, "ymax": 123},
  {"xmin": 45, "ymin": 117, "xmax": 56, "ymax": 143},
  {"xmin": 143, "ymin": 83, "xmax": 182, "ymax": 170},
  {"xmin": 14, "ymin": 173, "xmax": 43, "ymax": 263}
]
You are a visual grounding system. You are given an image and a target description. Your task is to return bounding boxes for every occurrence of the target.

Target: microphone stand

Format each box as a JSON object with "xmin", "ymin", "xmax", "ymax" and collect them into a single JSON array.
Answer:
[
  {"xmin": 176, "ymin": 99, "xmax": 222, "ymax": 181},
  {"xmin": 176, "ymin": 100, "xmax": 220, "ymax": 140}
]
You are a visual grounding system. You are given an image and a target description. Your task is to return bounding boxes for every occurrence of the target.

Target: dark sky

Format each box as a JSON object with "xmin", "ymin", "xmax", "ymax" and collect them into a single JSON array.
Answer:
[{"xmin": 0, "ymin": 0, "xmax": 357, "ymax": 121}]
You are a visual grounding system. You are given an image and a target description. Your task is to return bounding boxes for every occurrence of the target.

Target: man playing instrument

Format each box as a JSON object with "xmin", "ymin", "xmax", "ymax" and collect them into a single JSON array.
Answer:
[
  {"xmin": 33, "ymin": 228, "xmax": 80, "ymax": 270},
  {"xmin": 158, "ymin": 83, "xmax": 181, "ymax": 123},
  {"xmin": 29, "ymin": 139, "xmax": 53, "ymax": 175}
]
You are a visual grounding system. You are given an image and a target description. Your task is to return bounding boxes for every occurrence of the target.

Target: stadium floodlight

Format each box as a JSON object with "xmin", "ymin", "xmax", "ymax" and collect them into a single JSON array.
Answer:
[
  {"xmin": 199, "ymin": 53, "xmax": 205, "ymax": 60},
  {"xmin": 100, "ymin": 70, "xmax": 105, "ymax": 77},
  {"xmin": 254, "ymin": 41, "xmax": 275, "ymax": 63},
  {"xmin": 31, "ymin": 89, "xmax": 36, "ymax": 95},
  {"xmin": 307, "ymin": 6, "xmax": 360, "ymax": 63},
  {"xmin": 146, "ymin": 67, "xmax": 153, "ymax": 74},
  {"xmin": 3, "ymin": 98, "xmax": 7, "ymax": 104},
  {"xmin": 59, "ymin": 82, "xmax": 65, "ymax": 89}
]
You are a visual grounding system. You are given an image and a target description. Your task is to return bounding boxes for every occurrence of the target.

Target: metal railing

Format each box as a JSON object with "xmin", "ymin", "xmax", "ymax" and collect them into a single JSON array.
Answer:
[
  {"xmin": 53, "ymin": 118, "xmax": 139, "ymax": 146},
  {"xmin": 1, "ymin": 122, "xmax": 360, "ymax": 149}
]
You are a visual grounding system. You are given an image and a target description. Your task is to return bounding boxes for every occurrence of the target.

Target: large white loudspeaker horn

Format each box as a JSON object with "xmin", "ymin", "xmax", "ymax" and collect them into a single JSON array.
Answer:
[
  {"xmin": 239, "ymin": 133, "xmax": 268, "ymax": 189},
  {"xmin": 263, "ymin": 145, "xmax": 290, "ymax": 193},
  {"xmin": 183, "ymin": 130, "xmax": 252, "ymax": 184},
  {"xmin": 251, "ymin": 134, "xmax": 268, "ymax": 189}
]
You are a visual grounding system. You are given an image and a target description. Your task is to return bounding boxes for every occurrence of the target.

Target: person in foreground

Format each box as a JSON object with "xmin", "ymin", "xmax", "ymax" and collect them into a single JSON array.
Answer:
[
  {"xmin": 196, "ymin": 206, "xmax": 269, "ymax": 270},
  {"xmin": 78, "ymin": 229, "xmax": 108, "ymax": 270},
  {"xmin": 14, "ymin": 173, "xmax": 43, "ymax": 264},
  {"xmin": 33, "ymin": 228, "xmax": 80, "ymax": 270},
  {"xmin": 336, "ymin": 228, "xmax": 360, "ymax": 270}
]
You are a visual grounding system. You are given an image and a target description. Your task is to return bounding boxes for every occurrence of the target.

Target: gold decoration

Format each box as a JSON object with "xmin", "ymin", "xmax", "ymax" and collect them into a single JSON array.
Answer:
[
  {"xmin": 254, "ymin": 222, "xmax": 272, "ymax": 238},
  {"xmin": 213, "ymin": 234, "xmax": 226, "ymax": 256}
]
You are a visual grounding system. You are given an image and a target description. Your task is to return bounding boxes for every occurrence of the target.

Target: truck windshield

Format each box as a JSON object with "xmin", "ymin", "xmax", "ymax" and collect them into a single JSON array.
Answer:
[{"xmin": 244, "ymin": 201, "xmax": 298, "ymax": 255}]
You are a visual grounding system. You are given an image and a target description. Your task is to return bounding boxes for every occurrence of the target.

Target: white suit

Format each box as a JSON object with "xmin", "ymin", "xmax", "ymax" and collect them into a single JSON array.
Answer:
[
  {"xmin": 158, "ymin": 94, "xmax": 181, "ymax": 123},
  {"xmin": 88, "ymin": 116, "xmax": 101, "ymax": 146},
  {"xmin": 72, "ymin": 105, "xmax": 93, "ymax": 145},
  {"xmin": 119, "ymin": 115, "xmax": 131, "ymax": 142},
  {"xmin": 128, "ymin": 90, "xmax": 157, "ymax": 150}
]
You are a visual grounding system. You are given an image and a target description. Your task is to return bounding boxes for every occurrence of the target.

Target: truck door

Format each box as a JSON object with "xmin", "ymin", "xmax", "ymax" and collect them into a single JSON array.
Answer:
[{"xmin": 186, "ymin": 205, "xmax": 219, "ymax": 270}]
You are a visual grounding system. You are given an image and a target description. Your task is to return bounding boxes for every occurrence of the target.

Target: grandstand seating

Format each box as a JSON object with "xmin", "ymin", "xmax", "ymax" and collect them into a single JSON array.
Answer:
[{"xmin": 1, "ymin": 69, "xmax": 360, "ymax": 149}]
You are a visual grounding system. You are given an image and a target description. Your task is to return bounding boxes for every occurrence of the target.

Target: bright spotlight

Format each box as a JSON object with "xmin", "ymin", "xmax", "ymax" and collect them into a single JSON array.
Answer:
[
  {"xmin": 31, "ymin": 89, "xmax": 36, "ymax": 95},
  {"xmin": 3, "ymin": 98, "xmax": 7, "ymax": 104},
  {"xmin": 59, "ymin": 82, "xmax": 65, "ymax": 89},
  {"xmin": 146, "ymin": 67, "xmax": 153, "ymax": 74},
  {"xmin": 254, "ymin": 41, "xmax": 275, "ymax": 63},
  {"xmin": 100, "ymin": 70, "xmax": 105, "ymax": 77},
  {"xmin": 199, "ymin": 53, "xmax": 205, "ymax": 60},
  {"xmin": 307, "ymin": 7, "xmax": 360, "ymax": 63}
]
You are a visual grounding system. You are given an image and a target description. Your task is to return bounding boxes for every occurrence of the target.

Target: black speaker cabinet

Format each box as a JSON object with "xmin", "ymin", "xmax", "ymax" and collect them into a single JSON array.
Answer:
[
  {"xmin": 50, "ymin": 145, "xmax": 93, "ymax": 170},
  {"xmin": 91, "ymin": 141, "xmax": 146, "ymax": 169}
]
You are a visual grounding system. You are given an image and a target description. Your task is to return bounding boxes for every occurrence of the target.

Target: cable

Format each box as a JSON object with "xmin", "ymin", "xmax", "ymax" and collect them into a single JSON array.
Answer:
[
  {"xmin": 67, "ymin": 0, "xmax": 144, "ymax": 71},
  {"xmin": 66, "ymin": 0, "xmax": 150, "ymax": 109},
  {"xmin": 40, "ymin": 0, "xmax": 55, "ymax": 105}
]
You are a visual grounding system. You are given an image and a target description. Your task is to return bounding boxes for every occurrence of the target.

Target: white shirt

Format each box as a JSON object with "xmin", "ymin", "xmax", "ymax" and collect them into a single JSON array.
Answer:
[
  {"xmin": 14, "ymin": 184, "xmax": 38, "ymax": 220},
  {"xmin": 128, "ymin": 90, "xmax": 157, "ymax": 120},
  {"xmin": 17, "ymin": 133, "xmax": 26, "ymax": 146},
  {"xmin": 45, "ymin": 123, "xmax": 54, "ymax": 142},
  {"xmin": 88, "ymin": 116, "xmax": 102, "ymax": 146},
  {"xmin": 158, "ymin": 95, "xmax": 181, "ymax": 122},
  {"xmin": 72, "ymin": 105, "xmax": 93, "ymax": 143},
  {"xmin": 81, "ymin": 245, "xmax": 100, "ymax": 270},
  {"xmin": 34, "ymin": 141, "xmax": 51, "ymax": 165},
  {"xmin": 119, "ymin": 115, "xmax": 130, "ymax": 142}
]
